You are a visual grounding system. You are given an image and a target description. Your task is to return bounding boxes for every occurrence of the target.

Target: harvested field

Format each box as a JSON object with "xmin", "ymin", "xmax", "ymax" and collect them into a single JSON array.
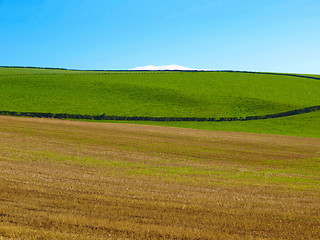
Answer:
[{"xmin": 0, "ymin": 116, "xmax": 319, "ymax": 239}]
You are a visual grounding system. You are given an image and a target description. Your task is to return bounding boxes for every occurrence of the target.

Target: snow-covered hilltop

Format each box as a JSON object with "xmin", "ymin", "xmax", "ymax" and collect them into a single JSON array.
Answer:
[{"xmin": 130, "ymin": 65, "xmax": 210, "ymax": 71}]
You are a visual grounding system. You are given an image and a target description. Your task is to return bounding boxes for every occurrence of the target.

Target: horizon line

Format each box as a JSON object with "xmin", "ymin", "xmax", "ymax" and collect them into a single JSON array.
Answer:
[{"xmin": 0, "ymin": 66, "xmax": 319, "ymax": 76}]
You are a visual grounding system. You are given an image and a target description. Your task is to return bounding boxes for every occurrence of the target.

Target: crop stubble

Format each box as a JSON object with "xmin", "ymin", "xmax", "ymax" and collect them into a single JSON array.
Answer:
[{"xmin": 0, "ymin": 116, "xmax": 319, "ymax": 239}]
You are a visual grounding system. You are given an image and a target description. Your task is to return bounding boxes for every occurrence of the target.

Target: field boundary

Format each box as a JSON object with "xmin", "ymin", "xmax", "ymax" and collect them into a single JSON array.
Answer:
[
  {"xmin": 0, "ymin": 105, "xmax": 319, "ymax": 122},
  {"xmin": 221, "ymin": 70, "xmax": 320, "ymax": 81}
]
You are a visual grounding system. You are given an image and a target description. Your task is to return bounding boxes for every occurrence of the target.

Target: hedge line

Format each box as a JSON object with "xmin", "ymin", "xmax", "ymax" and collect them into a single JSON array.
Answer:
[
  {"xmin": 219, "ymin": 70, "xmax": 320, "ymax": 81},
  {"xmin": 1, "ymin": 105, "xmax": 319, "ymax": 122}
]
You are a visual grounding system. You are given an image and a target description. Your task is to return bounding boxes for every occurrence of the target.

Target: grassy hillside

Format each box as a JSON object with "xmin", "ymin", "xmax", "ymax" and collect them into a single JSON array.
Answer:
[
  {"xmin": 1, "ymin": 67, "xmax": 319, "ymax": 137},
  {"xmin": 1, "ymin": 117, "xmax": 320, "ymax": 239},
  {"xmin": 1, "ymin": 67, "xmax": 319, "ymax": 117}
]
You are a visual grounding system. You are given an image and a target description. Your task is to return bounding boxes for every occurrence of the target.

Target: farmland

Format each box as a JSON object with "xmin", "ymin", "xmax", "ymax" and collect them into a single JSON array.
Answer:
[
  {"xmin": 0, "ymin": 116, "xmax": 320, "ymax": 239},
  {"xmin": 0, "ymin": 67, "xmax": 320, "ymax": 239},
  {"xmin": 108, "ymin": 110, "xmax": 320, "ymax": 138},
  {"xmin": 1, "ymin": 67, "xmax": 320, "ymax": 138},
  {"xmin": 0, "ymin": 68, "xmax": 319, "ymax": 118}
]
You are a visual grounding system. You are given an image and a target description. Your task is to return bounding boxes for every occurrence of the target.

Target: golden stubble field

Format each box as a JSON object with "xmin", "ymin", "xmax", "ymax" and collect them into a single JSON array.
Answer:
[{"xmin": 0, "ymin": 116, "xmax": 319, "ymax": 239}]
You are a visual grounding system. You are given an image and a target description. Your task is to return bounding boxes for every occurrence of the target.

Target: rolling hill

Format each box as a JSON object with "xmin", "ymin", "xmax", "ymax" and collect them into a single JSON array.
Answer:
[{"xmin": 0, "ymin": 67, "xmax": 319, "ymax": 138}]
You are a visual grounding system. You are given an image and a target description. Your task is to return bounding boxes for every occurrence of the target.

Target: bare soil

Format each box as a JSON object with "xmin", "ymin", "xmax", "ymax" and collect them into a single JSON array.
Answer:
[{"xmin": 0, "ymin": 116, "xmax": 319, "ymax": 239}]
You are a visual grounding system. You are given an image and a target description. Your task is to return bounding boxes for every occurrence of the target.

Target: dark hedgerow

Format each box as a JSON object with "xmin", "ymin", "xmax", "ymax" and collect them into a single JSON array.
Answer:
[{"xmin": 1, "ymin": 105, "xmax": 319, "ymax": 122}]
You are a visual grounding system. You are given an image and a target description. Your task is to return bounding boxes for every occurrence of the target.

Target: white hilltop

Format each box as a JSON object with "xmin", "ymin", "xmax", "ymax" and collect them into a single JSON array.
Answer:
[{"xmin": 130, "ymin": 65, "xmax": 210, "ymax": 71}]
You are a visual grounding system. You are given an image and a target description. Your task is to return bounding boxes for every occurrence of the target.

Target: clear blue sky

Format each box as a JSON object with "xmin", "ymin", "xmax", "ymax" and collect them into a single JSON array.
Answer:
[{"xmin": 1, "ymin": 0, "xmax": 319, "ymax": 73}]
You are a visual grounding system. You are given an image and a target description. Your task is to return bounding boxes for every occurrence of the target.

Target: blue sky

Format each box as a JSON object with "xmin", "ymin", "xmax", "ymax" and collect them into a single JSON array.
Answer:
[{"xmin": 0, "ymin": 0, "xmax": 319, "ymax": 73}]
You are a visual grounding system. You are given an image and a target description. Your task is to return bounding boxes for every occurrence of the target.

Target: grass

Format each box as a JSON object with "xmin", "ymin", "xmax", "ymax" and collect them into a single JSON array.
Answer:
[
  {"xmin": 0, "ymin": 116, "xmax": 320, "ymax": 239},
  {"xmin": 1, "ymin": 67, "xmax": 319, "ymax": 118},
  {"xmin": 1, "ymin": 67, "xmax": 320, "ymax": 138}
]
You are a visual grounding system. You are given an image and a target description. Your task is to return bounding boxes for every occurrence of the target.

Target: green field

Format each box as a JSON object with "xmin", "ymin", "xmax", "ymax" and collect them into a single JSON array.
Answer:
[{"xmin": 1, "ymin": 67, "xmax": 319, "ymax": 138}]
